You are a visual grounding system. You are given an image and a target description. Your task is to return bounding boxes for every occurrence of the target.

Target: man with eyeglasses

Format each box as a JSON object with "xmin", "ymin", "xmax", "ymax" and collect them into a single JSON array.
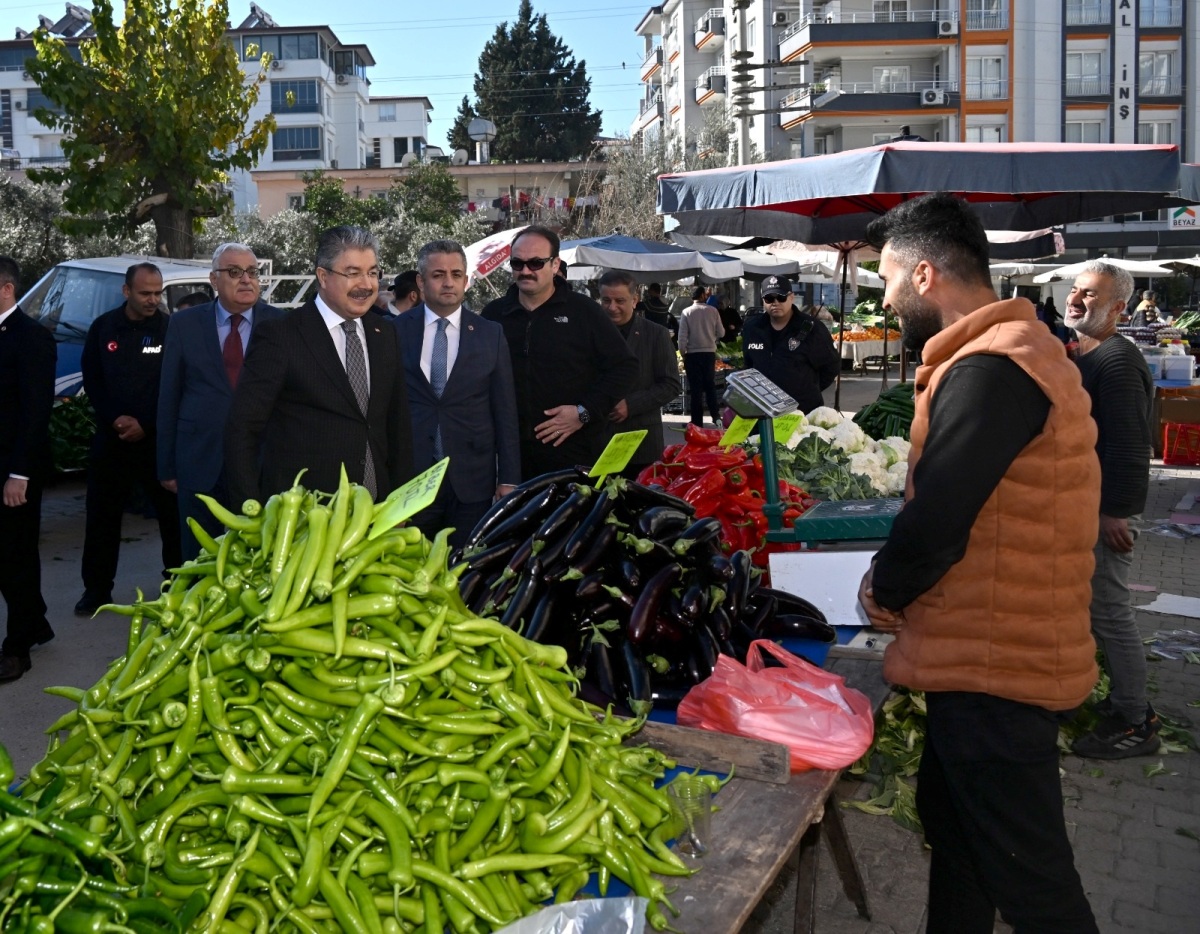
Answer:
[
  {"xmin": 76, "ymin": 263, "xmax": 181, "ymax": 616},
  {"xmin": 158, "ymin": 242, "xmax": 284, "ymax": 559},
  {"xmin": 225, "ymin": 226, "xmax": 413, "ymax": 506},
  {"xmin": 741, "ymin": 275, "xmax": 839, "ymax": 414},
  {"xmin": 482, "ymin": 226, "xmax": 636, "ymax": 479}
]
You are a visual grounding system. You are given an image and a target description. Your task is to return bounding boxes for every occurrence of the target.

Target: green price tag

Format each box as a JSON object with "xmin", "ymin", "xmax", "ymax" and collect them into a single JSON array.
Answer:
[
  {"xmin": 369, "ymin": 457, "xmax": 449, "ymax": 539},
  {"xmin": 589, "ymin": 430, "xmax": 648, "ymax": 478},
  {"xmin": 719, "ymin": 416, "xmax": 756, "ymax": 448},
  {"xmin": 773, "ymin": 412, "xmax": 803, "ymax": 442}
]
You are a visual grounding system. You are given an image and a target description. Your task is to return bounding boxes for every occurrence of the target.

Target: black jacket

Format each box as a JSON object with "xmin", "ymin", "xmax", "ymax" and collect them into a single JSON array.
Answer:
[
  {"xmin": 82, "ymin": 304, "xmax": 170, "ymax": 442},
  {"xmin": 482, "ymin": 280, "xmax": 637, "ymax": 477},
  {"xmin": 741, "ymin": 311, "xmax": 839, "ymax": 413},
  {"xmin": 0, "ymin": 308, "xmax": 55, "ymax": 480}
]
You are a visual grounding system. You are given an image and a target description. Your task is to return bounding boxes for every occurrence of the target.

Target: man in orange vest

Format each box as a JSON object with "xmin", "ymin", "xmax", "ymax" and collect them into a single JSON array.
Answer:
[{"xmin": 858, "ymin": 193, "xmax": 1100, "ymax": 933}]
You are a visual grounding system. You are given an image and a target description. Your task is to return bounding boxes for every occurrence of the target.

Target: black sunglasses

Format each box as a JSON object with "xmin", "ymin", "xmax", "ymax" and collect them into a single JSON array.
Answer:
[
  {"xmin": 510, "ymin": 257, "xmax": 555, "ymax": 272},
  {"xmin": 762, "ymin": 294, "xmax": 790, "ymax": 303}
]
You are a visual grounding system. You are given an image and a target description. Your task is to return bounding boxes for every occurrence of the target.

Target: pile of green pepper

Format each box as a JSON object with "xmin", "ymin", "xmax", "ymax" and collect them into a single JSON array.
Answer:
[{"xmin": 7, "ymin": 469, "xmax": 700, "ymax": 933}]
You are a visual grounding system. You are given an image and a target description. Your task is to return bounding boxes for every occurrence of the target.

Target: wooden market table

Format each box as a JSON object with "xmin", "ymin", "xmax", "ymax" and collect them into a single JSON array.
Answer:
[{"xmin": 637, "ymin": 655, "xmax": 892, "ymax": 933}]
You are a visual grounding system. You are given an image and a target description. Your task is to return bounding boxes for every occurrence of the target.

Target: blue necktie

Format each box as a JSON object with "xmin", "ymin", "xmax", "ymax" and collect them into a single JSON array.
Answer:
[
  {"xmin": 340, "ymin": 320, "xmax": 377, "ymax": 498},
  {"xmin": 431, "ymin": 317, "xmax": 449, "ymax": 461}
]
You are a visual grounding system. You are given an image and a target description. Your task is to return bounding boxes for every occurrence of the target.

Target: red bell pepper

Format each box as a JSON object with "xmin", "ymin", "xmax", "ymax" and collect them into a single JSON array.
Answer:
[
  {"xmin": 724, "ymin": 466, "xmax": 749, "ymax": 490},
  {"xmin": 661, "ymin": 443, "xmax": 686, "ymax": 462},
  {"xmin": 684, "ymin": 423, "xmax": 726, "ymax": 447},
  {"xmin": 682, "ymin": 467, "xmax": 726, "ymax": 506},
  {"xmin": 682, "ymin": 448, "xmax": 748, "ymax": 471}
]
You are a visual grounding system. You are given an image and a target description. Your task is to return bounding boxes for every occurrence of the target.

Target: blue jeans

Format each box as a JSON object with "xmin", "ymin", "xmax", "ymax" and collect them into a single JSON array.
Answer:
[{"xmin": 1090, "ymin": 518, "xmax": 1148, "ymax": 724}]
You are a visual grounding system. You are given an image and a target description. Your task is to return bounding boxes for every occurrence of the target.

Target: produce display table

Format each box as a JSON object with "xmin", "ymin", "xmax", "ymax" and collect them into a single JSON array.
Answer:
[
  {"xmin": 837, "ymin": 339, "xmax": 896, "ymax": 371},
  {"xmin": 644, "ymin": 657, "xmax": 890, "ymax": 933}
]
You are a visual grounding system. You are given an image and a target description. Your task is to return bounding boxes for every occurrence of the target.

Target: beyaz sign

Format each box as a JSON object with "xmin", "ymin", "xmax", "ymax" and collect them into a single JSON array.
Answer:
[{"xmin": 1169, "ymin": 205, "xmax": 1198, "ymax": 230}]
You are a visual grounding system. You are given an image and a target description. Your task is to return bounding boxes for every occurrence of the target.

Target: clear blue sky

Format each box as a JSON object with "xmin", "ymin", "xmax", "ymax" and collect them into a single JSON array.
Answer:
[{"xmin": 0, "ymin": 0, "xmax": 648, "ymax": 149}]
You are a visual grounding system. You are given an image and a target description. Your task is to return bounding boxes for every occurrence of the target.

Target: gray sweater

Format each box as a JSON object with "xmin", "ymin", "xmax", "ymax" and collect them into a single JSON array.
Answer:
[{"xmin": 678, "ymin": 302, "xmax": 726, "ymax": 354}]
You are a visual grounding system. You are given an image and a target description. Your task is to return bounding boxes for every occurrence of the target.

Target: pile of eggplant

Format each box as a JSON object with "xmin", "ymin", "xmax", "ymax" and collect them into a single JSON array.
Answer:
[{"xmin": 453, "ymin": 468, "xmax": 835, "ymax": 712}]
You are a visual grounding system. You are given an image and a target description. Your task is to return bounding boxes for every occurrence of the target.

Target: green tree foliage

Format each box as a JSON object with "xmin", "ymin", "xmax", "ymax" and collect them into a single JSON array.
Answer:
[
  {"xmin": 298, "ymin": 171, "xmax": 393, "ymax": 231},
  {"xmin": 471, "ymin": 0, "xmax": 602, "ymax": 162},
  {"xmin": 391, "ymin": 162, "xmax": 464, "ymax": 227},
  {"xmin": 448, "ymin": 96, "xmax": 477, "ymax": 154},
  {"xmin": 26, "ymin": 0, "xmax": 274, "ymax": 259}
]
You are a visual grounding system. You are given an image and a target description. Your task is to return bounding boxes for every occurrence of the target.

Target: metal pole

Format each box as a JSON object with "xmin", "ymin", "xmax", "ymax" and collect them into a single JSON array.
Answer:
[
  {"xmin": 759, "ymin": 418, "xmax": 784, "ymax": 534},
  {"xmin": 735, "ymin": 1, "xmax": 751, "ymax": 165},
  {"xmin": 833, "ymin": 254, "xmax": 849, "ymax": 410}
]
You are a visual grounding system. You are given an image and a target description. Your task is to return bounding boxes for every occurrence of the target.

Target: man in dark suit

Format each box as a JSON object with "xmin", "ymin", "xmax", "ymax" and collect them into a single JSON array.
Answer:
[
  {"xmin": 225, "ymin": 226, "xmax": 414, "ymax": 505},
  {"xmin": 597, "ymin": 271, "xmax": 680, "ymax": 477},
  {"xmin": 158, "ymin": 243, "xmax": 284, "ymax": 560},
  {"xmin": 397, "ymin": 240, "xmax": 520, "ymax": 546},
  {"xmin": 0, "ymin": 256, "xmax": 56, "ymax": 683}
]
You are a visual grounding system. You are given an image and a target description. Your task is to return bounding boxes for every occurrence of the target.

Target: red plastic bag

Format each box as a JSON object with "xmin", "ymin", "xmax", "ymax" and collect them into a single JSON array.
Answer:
[{"xmin": 676, "ymin": 640, "xmax": 875, "ymax": 772}]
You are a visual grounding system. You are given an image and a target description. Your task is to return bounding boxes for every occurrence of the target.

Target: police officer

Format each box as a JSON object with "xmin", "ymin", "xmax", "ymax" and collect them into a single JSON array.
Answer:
[
  {"xmin": 741, "ymin": 275, "xmax": 839, "ymax": 413},
  {"xmin": 76, "ymin": 263, "xmax": 181, "ymax": 615}
]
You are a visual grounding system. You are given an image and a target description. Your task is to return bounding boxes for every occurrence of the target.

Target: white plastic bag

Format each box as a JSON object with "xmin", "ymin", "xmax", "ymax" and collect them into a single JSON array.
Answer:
[{"xmin": 491, "ymin": 898, "xmax": 648, "ymax": 934}]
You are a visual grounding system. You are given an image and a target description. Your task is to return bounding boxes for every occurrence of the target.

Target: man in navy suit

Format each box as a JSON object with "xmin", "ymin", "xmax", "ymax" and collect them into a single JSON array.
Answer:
[
  {"xmin": 397, "ymin": 240, "xmax": 520, "ymax": 546},
  {"xmin": 225, "ymin": 226, "xmax": 414, "ymax": 506},
  {"xmin": 157, "ymin": 242, "xmax": 284, "ymax": 559},
  {"xmin": 0, "ymin": 256, "xmax": 56, "ymax": 683}
]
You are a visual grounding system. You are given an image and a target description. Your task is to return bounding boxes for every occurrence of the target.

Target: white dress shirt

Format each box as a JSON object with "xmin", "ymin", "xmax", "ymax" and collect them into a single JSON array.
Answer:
[
  {"xmin": 315, "ymin": 296, "xmax": 370, "ymax": 387},
  {"xmin": 420, "ymin": 307, "xmax": 462, "ymax": 384}
]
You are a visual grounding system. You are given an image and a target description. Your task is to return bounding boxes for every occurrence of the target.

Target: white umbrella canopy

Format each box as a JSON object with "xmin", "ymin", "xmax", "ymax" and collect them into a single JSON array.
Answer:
[
  {"xmin": 1032, "ymin": 256, "xmax": 1174, "ymax": 283},
  {"xmin": 464, "ymin": 226, "xmax": 528, "ymax": 284},
  {"xmin": 1159, "ymin": 255, "xmax": 1200, "ymax": 273},
  {"xmin": 558, "ymin": 234, "xmax": 743, "ymax": 283}
]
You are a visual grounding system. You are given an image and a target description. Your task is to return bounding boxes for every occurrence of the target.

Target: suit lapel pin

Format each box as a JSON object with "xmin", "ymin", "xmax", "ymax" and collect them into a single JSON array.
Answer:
[{"xmin": 467, "ymin": 325, "xmax": 475, "ymax": 331}]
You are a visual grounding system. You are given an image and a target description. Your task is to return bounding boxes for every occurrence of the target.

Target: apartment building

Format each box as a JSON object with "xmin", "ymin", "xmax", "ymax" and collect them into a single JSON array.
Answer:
[
  {"xmin": 634, "ymin": 1, "xmax": 1199, "ymax": 254},
  {"xmin": 1, "ymin": 4, "xmax": 436, "ymax": 212}
]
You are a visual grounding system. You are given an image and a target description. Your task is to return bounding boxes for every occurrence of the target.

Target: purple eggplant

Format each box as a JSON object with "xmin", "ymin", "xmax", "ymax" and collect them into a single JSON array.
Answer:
[
  {"xmin": 559, "ymin": 524, "xmax": 618, "ymax": 580},
  {"xmin": 499, "ymin": 569, "xmax": 541, "ymax": 630},
  {"xmin": 636, "ymin": 506, "xmax": 692, "ymax": 538},
  {"xmin": 465, "ymin": 485, "xmax": 536, "ymax": 548},
  {"xmin": 621, "ymin": 641, "xmax": 652, "ymax": 705},
  {"xmin": 752, "ymin": 587, "xmax": 829, "ymax": 624},
  {"xmin": 704, "ymin": 552, "xmax": 734, "ymax": 582},
  {"xmin": 525, "ymin": 589, "xmax": 558, "ymax": 644},
  {"xmin": 563, "ymin": 491, "xmax": 613, "ymax": 562},
  {"xmin": 574, "ymin": 572, "xmax": 606, "ymax": 602},
  {"xmin": 464, "ymin": 537, "xmax": 521, "ymax": 575},
  {"xmin": 672, "ymin": 517, "xmax": 723, "ymax": 555},
  {"xmin": 617, "ymin": 559, "xmax": 642, "ymax": 590},
  {"xmin": 628, "ymin": 563, "xmax": 682, "ymax": 645},
  {"xmin": 478, "ymin": 484, "xmax": 561, "ymax": 549},
  {"xmin": 589, "ymin": 639, "xmax": 618, "ymax": 699},
  {"xmin": 679, "ymin": 574, "xmax": 705, "ymax": 622}
]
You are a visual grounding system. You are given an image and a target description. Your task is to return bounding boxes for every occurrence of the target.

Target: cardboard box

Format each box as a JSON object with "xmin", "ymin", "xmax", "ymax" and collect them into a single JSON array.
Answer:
[{"xmin": 1161, "ymin": 397, "xmax": 1200, "ymax": 426}]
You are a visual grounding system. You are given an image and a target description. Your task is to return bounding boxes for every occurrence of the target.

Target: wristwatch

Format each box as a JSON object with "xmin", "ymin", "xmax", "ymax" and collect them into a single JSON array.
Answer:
[{"xmin": 576, "ymin": 404, "xmax": 591, "ymax": 425}]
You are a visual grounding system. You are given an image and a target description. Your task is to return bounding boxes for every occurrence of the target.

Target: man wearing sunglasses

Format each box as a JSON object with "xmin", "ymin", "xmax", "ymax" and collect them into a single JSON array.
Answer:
[
  {"xmin": 158, "ymin": 242, "xmax": 284, "ymax": 560},
  {"xmin": 225, "ymin": 226, "xmax": 414, "ymax": 507},
  {"xmin": 482, "ymin": 226, "xmax": 637, "ymax": 479},
  {"xmin": 741, "ymin": 275, "xmax": 839, "ymax": 414}
]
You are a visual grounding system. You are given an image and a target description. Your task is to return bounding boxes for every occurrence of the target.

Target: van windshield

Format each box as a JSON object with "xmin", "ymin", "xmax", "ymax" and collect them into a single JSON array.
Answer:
[{"xmin": 24, "ymin": 267, "xmax": 126, "ymax": 342}]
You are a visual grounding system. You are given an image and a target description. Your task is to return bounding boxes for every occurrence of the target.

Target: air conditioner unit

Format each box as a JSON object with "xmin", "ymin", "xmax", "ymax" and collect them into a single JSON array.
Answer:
[
  {"xmin": 14, "ymin": 101, "xmax": 24, "ymax": 110},
  {"xmin": 921, "ymin": 88, "xmax": 947, "ymax": 105},
  {"xmin": 938, "ymin": 19, "xmax": 958, "ymax": 36},
  {"xmin": 330, "ymin": 159, "xmax": 339, "ymax": 169},
  {"xmin": 336, "ymin": 74, "xmax": 349, "ymax": 85},
  {"xmin": 772, "ymin": 11, "xmax": 789, "ymax": 26},
  {"xmin": 21, "ymin": 70, "xmax": 30, "ymax": 81},
  {"xmin": 270, "ymin": 59, "xmax": 284, "ymax": 70}
]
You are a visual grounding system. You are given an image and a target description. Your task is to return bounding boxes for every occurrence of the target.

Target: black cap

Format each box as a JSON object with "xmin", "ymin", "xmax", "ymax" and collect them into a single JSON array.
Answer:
[{"xmin": 761, "ymin": 275, "xmax": 793, "ymax": 298}]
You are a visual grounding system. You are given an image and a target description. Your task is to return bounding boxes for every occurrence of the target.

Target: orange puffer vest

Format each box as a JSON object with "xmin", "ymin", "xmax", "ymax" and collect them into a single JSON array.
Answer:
[{"xmin": 882, "ymin": 298, "xmax": 1100, "ymax": 711}]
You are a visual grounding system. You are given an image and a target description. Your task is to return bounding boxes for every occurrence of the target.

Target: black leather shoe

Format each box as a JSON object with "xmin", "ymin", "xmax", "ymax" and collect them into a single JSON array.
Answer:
[
  {"xmin": 74, "ymin": 591, "xmax": 112, "ymax": 617},
  {"xmin": 0, "ymin": 653, "xmax": 31, "ymax": 683},
  {"xmin": 31, "ymin": 626, "xmax": 55, "ymax": 647}
]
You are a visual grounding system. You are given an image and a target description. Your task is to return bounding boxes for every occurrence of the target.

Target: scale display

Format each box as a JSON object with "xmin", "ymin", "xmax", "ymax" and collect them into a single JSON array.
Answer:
[{"xmin": 722, "ymin": 369, "xmax": 798, "ymax": 420}]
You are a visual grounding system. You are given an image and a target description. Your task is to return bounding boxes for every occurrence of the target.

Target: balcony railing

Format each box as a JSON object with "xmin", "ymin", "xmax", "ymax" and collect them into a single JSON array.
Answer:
[
  {"xmin": 965, "ymin": 79, "xmax": 1010, "ymax": 101},
  {"xmin": 780, "ymin": 78, "xmax": 958, "ymax": 109},
  {"xmin": 781, "ymin": 8, "xmax": 947, "ymax": 40},
  {"xmin": 639, "ymin": 93, "xmax": 663, "ymax": 117},
  {"xmin": 1065, "ymin": 1, "xmax": 1110, "ymax": 25},
  {"xmin": 965, "ymin": 11, "xmax": 1008, "ymax": 30},
  {"xmin": 642, "ymin": 45, "xmax": 662, "ymax": 69},
  {"xmin": 1, "ymin": 154, "xmax": 68, "ymax": 170},
  {"xmin": 1064, "ymin": 75, "xmax": 1111, "ymax": 96},
  {"xmin": 694, "ymin": 8, "xmax": 724, "ymax": 34},
  {"xmin": 1141, "ymin": 75, "xmax": 1182, "ymax": 96},
  {"xmin": 1141, "ymin": 2, "xmax": 1183, "ymax": 27}
]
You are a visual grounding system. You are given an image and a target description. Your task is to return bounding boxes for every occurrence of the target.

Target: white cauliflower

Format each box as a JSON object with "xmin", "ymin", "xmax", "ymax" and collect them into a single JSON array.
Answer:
[
  {"xmin": 847, "ymin": 451, "xmax": 891, "ymax": 495},
  {"xmin": 877, "ymin": 437, "xmax": 912, "ymax": 468},
  {"xmin": 806, "ymin": 406, "xmax": 845, "ymax": 429},
  {"xmin": 828, "ymin": 418, "xmax": 869, "ymax": 455},
  {"xmin": 886, "ymin": 461, "xmax": 908, "ymax": 495},
  {"xmin": 785, "ymin": 423, "xmax": 832, "ymax": 450}
]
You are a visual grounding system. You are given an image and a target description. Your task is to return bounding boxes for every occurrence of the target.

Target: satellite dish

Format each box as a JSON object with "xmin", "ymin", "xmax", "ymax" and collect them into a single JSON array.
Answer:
[
  {"xmin": 467, "ymin": 117, "xmax": 498, "ymax": 143},
  {"xmin": 399, "ymin": 153, "xmax": 418, "ymax": 168},
  {"xmin": 451, "ymin": 149, "xmax": 469, "ymax": 166}
]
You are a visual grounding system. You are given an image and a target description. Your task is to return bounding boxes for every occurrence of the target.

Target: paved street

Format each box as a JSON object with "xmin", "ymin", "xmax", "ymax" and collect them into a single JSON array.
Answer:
[{"xmin": 2, "ymin": 366, "xmax": 1196, "ymax": 933}]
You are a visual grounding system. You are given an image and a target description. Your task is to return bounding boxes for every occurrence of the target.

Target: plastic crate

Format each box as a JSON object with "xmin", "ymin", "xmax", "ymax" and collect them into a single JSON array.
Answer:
[{"xmin": 1163, "ymin": 422, "xmax": 1200, "ymax": 467}]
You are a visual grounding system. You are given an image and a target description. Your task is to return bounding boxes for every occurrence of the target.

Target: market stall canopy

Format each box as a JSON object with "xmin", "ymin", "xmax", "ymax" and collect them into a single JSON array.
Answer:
[
  {"xmin": 657, "ymin": 142, "xmax": 1188, "ymax": 242},
  {"xmin": 558, "ymin": 234, "xmax": 743, "ymax": 283},
  {"xmin": 985, "ymin": 228, "xmax": 1064, "ymax": 261},
  {"xmin": 990, "ymin": 262, "xmax": 1064, "ymax": 283},
  {"xmin": 1182, "ymin": 163, "xmax": 1200, "ymax": 203},
  {"xmin": 1159, "ymin": 255, "xmax": 1200, "ymax": 273},
  {"xmin": 464, "ymin": 226, "xmax": 527, "ymax": 283},
  {"xmin": 1032, "ymin": 256, "xmax": 1174, "ymax": 284}
]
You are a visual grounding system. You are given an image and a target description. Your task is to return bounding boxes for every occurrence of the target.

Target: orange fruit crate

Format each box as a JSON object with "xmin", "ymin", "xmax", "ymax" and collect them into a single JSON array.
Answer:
[{"xmin": 1163, "ymin": 422, "xmax": 1200, "ymax": 466}]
